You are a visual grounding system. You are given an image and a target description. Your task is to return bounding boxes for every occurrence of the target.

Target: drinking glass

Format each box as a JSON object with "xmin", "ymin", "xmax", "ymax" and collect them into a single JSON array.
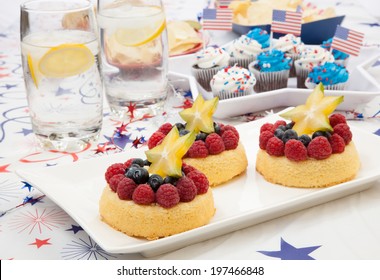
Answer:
[
  {"xmin": 20, "ymin": 0, "xmax": 103, "ymax": 152},
  {"xmin": 97, "ymin": 0, "xmax": 169, "ymax": 118}
]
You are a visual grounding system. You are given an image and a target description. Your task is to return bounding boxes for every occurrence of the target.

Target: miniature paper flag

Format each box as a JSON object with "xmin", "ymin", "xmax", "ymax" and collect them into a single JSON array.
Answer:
[
  {"xmin": 203, "ymin": 8, "xmax": 233, "ymax": 31},
  {"xmin": 331, "ymin": 25, "xmax": 364, "ymax": 56},
  {"xmin": 271, "ymin": 9, "xmax": 302, "ymax": 36}
]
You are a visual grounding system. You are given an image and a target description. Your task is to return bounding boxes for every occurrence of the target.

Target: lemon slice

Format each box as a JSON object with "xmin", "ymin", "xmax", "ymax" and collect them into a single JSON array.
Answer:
[
  {"xmin": 27, "ymin": 54, "xmax": 39, "ymax": 88},
  {"xmin": 114, "ymin": 7, "xmax": 166, "ymax": 47},
  {"xmin": 39, "ymin": 43, "xmax": 94, "ymax": 78}
]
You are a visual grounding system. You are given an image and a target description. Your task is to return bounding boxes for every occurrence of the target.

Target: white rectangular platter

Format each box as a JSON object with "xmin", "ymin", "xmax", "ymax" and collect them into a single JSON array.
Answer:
[{"xmin": 16, "ymin": 112, "xmax": 380, "ymax": 257}]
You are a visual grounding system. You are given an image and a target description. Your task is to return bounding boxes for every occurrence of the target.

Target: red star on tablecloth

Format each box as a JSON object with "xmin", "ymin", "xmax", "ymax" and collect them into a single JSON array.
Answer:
[
  {"xmin": 0, "ymin": 164, "xmax": 10, "ymax": 173},
  {"xmin": 29, "ymin": 238, "xmax": 51, "ymax": 249}
]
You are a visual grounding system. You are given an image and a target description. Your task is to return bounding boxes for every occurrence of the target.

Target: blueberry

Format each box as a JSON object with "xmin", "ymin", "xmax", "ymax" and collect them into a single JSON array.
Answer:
[
  {"xmin": 127, "ymin": 167, "xmax": 149, "ymax": 184},
  {"xmin": 132, "ymin": 158, "xmax": 144, "ymax": 167},
  {"xmin": 148, "ymin": 174, "xmax": 163, "ymax": 192},
  {"xmin": 175, "ymin": 123, "xmax": 185, "ymax": 131},
  {"xmin": 213, "ymin": 122, "xmax": 221, "ymax": 134},
  {"xmin": 285, "ymin": 122, "xmax": 294, "ymax": 130},
  {"xmin": 179, "ymin": 129, "xmax": 190, "ymax": 136},
  {"xmin": 143, "ymin": 159, "xmax": 151, "ymax": 166},
  {"xmin": 196, "ymin": 132, "xmax": 208, "ymax": 141},
  {"xmin": 282, "ymin": 129, "xmax": 298, "ymax": 143},
  {"xmin": 274, "ymin": 128, "xmax": 285, "ymax": 139},
  {"xmin": 298, "ymin": 134, "xmax": 311, "ymax": 147},
  {"xmin": 163, "ymin": 176, "xmax": 178, "ymax": 185},
  {"xmin": 277, "ymin": 125, "xmax": 287, "ymax": 131},
  {"xmin": 312, "ymin": 131, "xmax": 331, "ymax": 139}
]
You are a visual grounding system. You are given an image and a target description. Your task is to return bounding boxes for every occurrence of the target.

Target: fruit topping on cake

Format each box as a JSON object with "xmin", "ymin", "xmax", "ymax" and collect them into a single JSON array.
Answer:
[
  {"xmin": 104, "ymin": 126, "xmax": 211, "ymax": 208},
  {"xmin": 259, "ymin": 85, "xmax": 351, "ymax": 161},
  {"xmin": 280, "ymin": 83, "xmax": 343, "ymax": 135}
]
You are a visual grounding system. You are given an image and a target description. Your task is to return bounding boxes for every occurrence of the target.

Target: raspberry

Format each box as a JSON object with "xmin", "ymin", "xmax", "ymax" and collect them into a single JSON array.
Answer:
[
  {"xmin": 307, "ymin": 136, "xmax": 332, "ymax": 159},
  {"xmin": 124, "ymin": 158, "xmax": 134, "ymax": 169},
  {"xmin": 333, "ymin": 123, "xmax": 352, "ymax": 144},
  {"xmin": 266, "ymin": 137, "xmax": 285, "ymax": 156},
  {"xmin": 273, "ymin": 120, "xmax": 287, "ymax": 130},
  {"xmin": 182, "ymin": 163, "xmax": 197, "ymax": 175},
  {"xmin": 117, "ymin": 177, "xmax": 137, "ymax": 200},
  {"xmin": 284, "ymin": 139, "xmax": 307, "ymax": 161},
  {"xmin": 156, "ymin": 184, "xmax": 180, "ymax": 208},
  {"xmin": 158, "ymin": 123, "xmax": 173, "ymax": 135},
  {"xmin": 260, "ymin": 123, "xmax": 274, "ymax": 133},
  {"xmin": 222, "ymin": 125, "xmax": 239, "ymax": 140},
  {"xmin": 205, "ymin": 133, "xmax": 225, "ymax": 155},
  {"xmin": 176, "ymin": 177, "xmax": 197, "ymax": 202},
  {"xmin": 329, "ymin": 113, "xmax": 347, "ymax": 128},
  {"xmin": 109, "ymin": 174, "xmax": 125, "ymax": 192},
  {"xmin": 329, "ymin": 133, "xmax": 346, "ymax": 153},
  {"xmin": 222, "ymin": 129, "xmax": 239, "ymax": 150},
  {"xmin": 259, "ymin": 131, "xmax": 274, "ymax": 150},
  {"xmin": 187, "ymin": 170, "xmax": 209, "ymax": 194},
  {"xmin": 132, "ymin": 184, "xmax": 155, "ymax": 205},
  {"xmin": 187, "ymin": 140, "xmax": 209, "ymax": 158},
  {"xmin": 105, "ymin": 163, "xmax": 125, "ymax": 184},
  {"xmin": 147, "ymin": 131, "xmax": 165, "ymax": 149}
]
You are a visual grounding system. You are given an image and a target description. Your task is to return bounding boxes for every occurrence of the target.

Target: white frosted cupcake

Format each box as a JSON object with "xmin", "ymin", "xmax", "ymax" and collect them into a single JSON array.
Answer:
[
  {"xmin": 227, "ymin": 35, "xmax": 262, "ymax": 69},
  {"xmin": 210, "ymin": 65, "xmax": 256, "ymax": 100},
  {"xmin": 274, "ymin": 34, "xmax": 304, "ymax": 77},
  {"xmin": 294, "ymin": 46, "xmax": 334, "ymax": 88},
  {"xmin": 191, "ymin": 46, "xmax": 231, "ymax": 91}
]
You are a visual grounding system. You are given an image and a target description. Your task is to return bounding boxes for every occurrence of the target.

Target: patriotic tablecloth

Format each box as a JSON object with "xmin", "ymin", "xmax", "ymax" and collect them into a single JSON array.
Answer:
[{"xmin": 1, "ymin": 0, "xmax": 380, "ymax": 260}]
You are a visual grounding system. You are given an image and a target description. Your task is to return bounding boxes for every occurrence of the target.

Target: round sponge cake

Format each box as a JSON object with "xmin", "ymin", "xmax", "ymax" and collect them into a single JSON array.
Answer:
[
  {"xmin": 99, "ymin": 187, "xmax": 215, "ymax": 240},
  {"xmin": 256, "ymin": 142, "xmax": 360, "ymax": 188},
  {"xmin": 183, "ymin": 142, "xmax": 248, "ymax": 186}
]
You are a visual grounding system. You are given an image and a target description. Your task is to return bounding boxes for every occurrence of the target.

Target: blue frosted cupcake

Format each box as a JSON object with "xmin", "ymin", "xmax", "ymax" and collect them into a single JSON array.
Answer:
[
  {"xmin": 321, "ymin": 38, "xmax": 350, "ymax": 67},
  {"xmin": 248, "ymin": 49, "xmax": 292, "ymax": 92},
  {"xmin": 246, "ymin": 28, "xmax": 270, "ymax": 49},
  {"xmin": 305, "ymin": 62, "xmax": 349, "ymax": 90}
]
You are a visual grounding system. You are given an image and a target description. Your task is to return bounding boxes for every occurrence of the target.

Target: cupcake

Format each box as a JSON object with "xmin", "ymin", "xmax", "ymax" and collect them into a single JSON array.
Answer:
[
  {"xmin": 294, "ymin": 46, "xmax": 334, "ymax": 89},
  {"xmin": 305, "ymin": 62, "xmax": 349, "ymax": 90},
  {"xmin": 274, "ymin": 34, "xmax": 304, "ymax": 77},
  {"xmin": 227, "ymin": 35, "xmax": 262, "ymax": 69},
  {"xmin": 320, "ymin": 38, "xmax": 350, "ymax": 67},
  {"xmin": 191, "ymin": 46, "xmax": 231, "ymax": 91},
  {"xmin": 248, "ymin": 49, "xmax": 292, "ymax": 93},
  {"xmin": 210, "ymin": 65, "xmax": 256, "ymax": 100},
  {"xmin": 246, "ymin": 28, "xmax": 270, "ymax": 49}
]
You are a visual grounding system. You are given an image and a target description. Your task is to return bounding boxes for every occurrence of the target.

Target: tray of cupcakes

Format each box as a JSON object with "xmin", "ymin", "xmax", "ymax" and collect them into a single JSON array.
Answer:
[{"xmin": 171, "ymin": 26, "xmax": 380, "ymax": 119}]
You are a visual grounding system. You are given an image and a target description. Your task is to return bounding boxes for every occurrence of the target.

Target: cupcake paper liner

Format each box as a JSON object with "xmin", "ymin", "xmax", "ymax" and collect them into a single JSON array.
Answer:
[
  {"xmin": 305, "ymin": 79, "xmax": 347, "ymax": 90},
  {"xmin": 210, "ymin": 85, "xmax": 255, "ymax": 100},
  {"xmin": 228, "ymin": 57, "xmax": 256, "ymax": 69},
  {"xmin": 191, "ymin": 65, "xmax": 225, "ymax": 92},
  {"xmin": 294, "ymin": 63, "xmax": 310, "ymax": 89},
  {"xmin": 285, "ymin": 53, "xmax": 300, "ymax": 77},
  {"xmin": 249, "ymin": 65, "xmax": 290, "ymax": 93}
]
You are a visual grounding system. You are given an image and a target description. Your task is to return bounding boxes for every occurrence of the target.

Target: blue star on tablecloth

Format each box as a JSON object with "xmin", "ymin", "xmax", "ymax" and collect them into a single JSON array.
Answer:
[
  {"xmin": 21, "ymin": 181, "xmax": 33, "ymax": 192},
  {"xmin": 257, "ymin": 238, "xmax": 321, "ymax": 260},
  {"xmin": 66, "ymin": 225, "xmax": 83, "ymax": 234},
  {"xmin": 104, "ymin": 133, "xmax": 133, "ymax": 149},
  {"xmin": 17, "ymin": 128, "xmax": 33, "ymax": 136},
  {"xmin": 0, "ymin": 84, "xmax": 17, "ymax": 90},
  {"xmin": 361, "ymin": 22, "xmax": 380, "ymax": 27}
]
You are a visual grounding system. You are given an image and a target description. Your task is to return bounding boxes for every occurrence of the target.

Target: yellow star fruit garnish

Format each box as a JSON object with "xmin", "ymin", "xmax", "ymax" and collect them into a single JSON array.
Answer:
[
  {"xmin": 179, "ymin": 95, "xmax": 218, "ymax": 133},
  {"xmin": 280, "ymin": 83, "xmax": 344, "ymax": 135},
  {"xmin": 145, "ymin": 126, "xmax": 196, "ymax": 178}
]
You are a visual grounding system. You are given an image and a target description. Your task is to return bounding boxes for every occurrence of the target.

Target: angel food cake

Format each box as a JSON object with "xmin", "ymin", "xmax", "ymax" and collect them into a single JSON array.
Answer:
[
  {"xmin": 148, "ymin": 95, "xmax": 248, "ymax": 186},
  {"xmin": 99, "ymin": 127, "xmax": 215, "ymax": 240},
  {"xmin": 256, "ymin": 84, "xmax": 360, "ymax": 188}
]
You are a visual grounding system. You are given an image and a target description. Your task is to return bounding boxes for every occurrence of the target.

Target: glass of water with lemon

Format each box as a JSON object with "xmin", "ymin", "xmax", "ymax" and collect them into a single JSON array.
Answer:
[
  {"xmin": 20, "ymin": 0, "xmax": 103, "ymax": 152},
  {"xmin": 97, "ymin": 0, "xmax": 169, "ymax": 118}
]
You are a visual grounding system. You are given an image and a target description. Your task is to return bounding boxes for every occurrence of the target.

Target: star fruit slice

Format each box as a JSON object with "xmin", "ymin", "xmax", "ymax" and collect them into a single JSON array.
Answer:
[
  {"xmin": 179, "ymin": 95, "xmax": 218, "ymax": 133},
  {"xmin": 280, "ymin": 83, "xmax": 344, "ymax": 135},
  {"xmin": 145, "ymin": 126, "xmax": 195, "ymax": 178}
]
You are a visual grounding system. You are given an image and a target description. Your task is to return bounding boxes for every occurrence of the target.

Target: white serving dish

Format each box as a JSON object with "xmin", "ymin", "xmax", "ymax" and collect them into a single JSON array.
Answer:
[{"xmin": 16, "ymin": 110, "xmax": 380, "ymax": 257}]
